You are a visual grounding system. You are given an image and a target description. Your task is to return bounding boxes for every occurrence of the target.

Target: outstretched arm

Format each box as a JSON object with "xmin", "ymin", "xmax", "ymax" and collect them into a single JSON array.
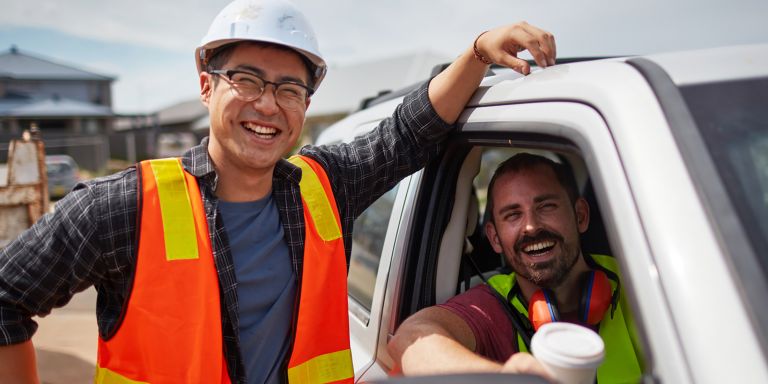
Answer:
[
  {"xmin": 388, "ymin": 306, "xmax": 551, "ymax": 379},
  {"xmin": 388, "ymin": 306, "xmax": 500, "ymax": 375},
  {"xmin": 428, "ymin": 22, "xmax": 556, "ymax": 124}
]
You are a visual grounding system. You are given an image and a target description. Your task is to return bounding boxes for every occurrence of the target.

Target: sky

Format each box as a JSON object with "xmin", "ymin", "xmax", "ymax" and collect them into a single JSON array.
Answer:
[{"xmin": 1, "ymin": 0, "xmax": 767, "ymax": 114}]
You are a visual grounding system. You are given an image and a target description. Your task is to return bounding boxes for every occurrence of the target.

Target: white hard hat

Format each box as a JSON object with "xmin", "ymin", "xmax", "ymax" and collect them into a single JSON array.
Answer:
[{"xmin": 196, "ymin": 0, "xmax": 327, "ymax": 88}]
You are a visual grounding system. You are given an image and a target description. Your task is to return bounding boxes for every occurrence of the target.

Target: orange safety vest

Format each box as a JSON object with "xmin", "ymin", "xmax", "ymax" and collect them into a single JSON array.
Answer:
[
  {"xmin": 94, "ymin": 156, "xmax": 353, "ymax": 384},
  {"xmin": 286, "ymin": 155, "xmax": 353, "ymax": 384},
  {"xmin": 96, "ymin": 158, "xmax": 230, "ymax": 384}
]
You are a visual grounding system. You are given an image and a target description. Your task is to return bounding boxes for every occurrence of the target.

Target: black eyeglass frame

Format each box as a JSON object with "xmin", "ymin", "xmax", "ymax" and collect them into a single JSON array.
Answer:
[{"xmin": 209, "ymin": 69, "xmax": 315, "ymax": 103}]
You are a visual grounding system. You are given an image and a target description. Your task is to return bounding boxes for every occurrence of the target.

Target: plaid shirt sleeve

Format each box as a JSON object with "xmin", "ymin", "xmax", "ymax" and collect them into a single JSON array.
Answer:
[
  {"xmin": 0, "ymin": 169, "xmax": 137, "ymax": 345},
  {"xmin": 300, "ymin": 80, "xmax": 455, "ymax": 222}
]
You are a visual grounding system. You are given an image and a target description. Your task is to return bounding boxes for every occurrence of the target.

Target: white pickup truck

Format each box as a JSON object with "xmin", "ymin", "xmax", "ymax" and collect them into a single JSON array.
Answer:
[{"xmin": 316, "ymin": 44, "xmax": 768, "ymax": 383}]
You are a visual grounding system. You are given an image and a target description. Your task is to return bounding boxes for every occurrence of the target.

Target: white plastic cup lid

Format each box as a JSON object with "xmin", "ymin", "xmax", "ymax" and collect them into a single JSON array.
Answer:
[{"xmin": 531, "ymin": 322, "xmax": 605, "ymax": 369}]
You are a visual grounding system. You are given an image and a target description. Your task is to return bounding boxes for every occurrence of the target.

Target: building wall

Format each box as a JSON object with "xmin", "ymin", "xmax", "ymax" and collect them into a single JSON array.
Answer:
[
  {"xmin": 109, "ymin": 129, "xmax": 156, "ymax": 164},
  {"xmin": 2, "ymin": 79, "xmax": 111, "ymax": 106}
]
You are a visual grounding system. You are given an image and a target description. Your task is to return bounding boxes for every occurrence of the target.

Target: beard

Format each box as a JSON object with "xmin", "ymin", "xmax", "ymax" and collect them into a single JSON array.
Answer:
[{"xmin": 508, "ymin": 229, "xmax": 581, "ymax": 289}]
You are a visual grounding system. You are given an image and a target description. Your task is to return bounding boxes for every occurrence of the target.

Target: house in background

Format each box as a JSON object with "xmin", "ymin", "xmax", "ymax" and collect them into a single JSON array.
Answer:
[
  {"xmin": 0, "ymin": 46, "xmax": 116, "ymax": 172},
  {"xmin": 112, "ymin": 99, "xmax": 209, "ymax": 163}
]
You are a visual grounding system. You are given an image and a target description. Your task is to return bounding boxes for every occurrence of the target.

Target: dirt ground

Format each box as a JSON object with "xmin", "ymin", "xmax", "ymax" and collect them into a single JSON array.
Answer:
[{"xmin": 32, "ymin": 287, "xmax": 97, "ymax": 383}]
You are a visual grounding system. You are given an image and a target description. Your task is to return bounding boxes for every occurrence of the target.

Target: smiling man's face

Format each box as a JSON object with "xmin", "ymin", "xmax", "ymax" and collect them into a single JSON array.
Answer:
[
  {"xmin": 201, "ymin": 42, "xmax": 310, "ymax": 176},
  {"xmin": 485, "ymin": 163, "xmax": 589, "ymax": 289}
]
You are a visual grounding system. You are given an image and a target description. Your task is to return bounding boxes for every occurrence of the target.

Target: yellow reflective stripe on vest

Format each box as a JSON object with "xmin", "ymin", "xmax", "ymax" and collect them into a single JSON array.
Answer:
[
  {"xmin": 95, "ymin": 366, "xmax": 149, "ymax": 384},
  {"xmin": 288, "ymin": 156, "xmax": 341, "ymax": 241},
  {"xmin": 149, "ymin": 159, "xmax": 198, "ymax": 261},
  {"xmin": 286, "ymin": 349, "xmax": 353, "ymax": 384}
]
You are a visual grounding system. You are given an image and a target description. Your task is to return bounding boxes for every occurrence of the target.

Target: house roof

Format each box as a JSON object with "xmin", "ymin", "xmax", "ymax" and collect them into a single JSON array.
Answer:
[
  {"xmin": 0, "ymin": 46, "xmax": 115, "ymax": 81},
  {"xmin": 156, "ymin": 99, "xmax": 208, "ymax": 126},
  {"xmin": 307, "ymin": 51, "xmax": 451, "ymax": 116},
  {"xmin": 0, "ymin": 96, "xmax": 114, "ymax": 117},
  {"xmin": 113, "ymin": 99, "xmax": 208, "ymax": 131}
]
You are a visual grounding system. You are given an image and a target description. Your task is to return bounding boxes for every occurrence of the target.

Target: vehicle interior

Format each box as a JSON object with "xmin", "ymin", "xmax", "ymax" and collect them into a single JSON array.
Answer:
[
  {"xmin": 394, "ymin": 135, "xmax": 618, "ymax": 312},
  {"xmin": 378, "ymin": 132, "xmax": 647, "ymax": 380},
  {"xmin": 339, "ymin": 126, "xmax": 649, "ymax": 377},
  {"xmin": 450, "ymin": 146, "xmax": 614, "ymax": 297}
]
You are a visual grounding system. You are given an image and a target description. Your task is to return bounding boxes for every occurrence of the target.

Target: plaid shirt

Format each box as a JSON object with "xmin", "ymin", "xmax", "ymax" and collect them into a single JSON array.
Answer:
[{"xmin": 0, "ymin": 82, "xmax": 452, "ymax": 383}]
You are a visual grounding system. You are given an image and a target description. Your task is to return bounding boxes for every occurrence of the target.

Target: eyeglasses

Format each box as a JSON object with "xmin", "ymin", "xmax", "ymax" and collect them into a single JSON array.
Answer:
[{"xmin": 209, "ymin": 69, "xmax": 314, "ymax": 111}]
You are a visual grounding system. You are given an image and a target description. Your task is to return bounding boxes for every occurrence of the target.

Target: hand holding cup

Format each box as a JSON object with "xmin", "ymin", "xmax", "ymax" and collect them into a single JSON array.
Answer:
[{"xmin": 531, "ymin": 323, "xmax": 605, "ymax": 384}]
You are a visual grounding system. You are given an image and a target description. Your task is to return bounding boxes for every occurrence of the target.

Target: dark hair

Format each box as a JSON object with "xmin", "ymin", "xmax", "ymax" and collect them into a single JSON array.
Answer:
[
  {"xmin": 486, "ymin": 153, "xmax": 579, "ymax": 221},
  {"xmin": 204, "ymin": 41, "xmax": 316, "ymax": 90}
]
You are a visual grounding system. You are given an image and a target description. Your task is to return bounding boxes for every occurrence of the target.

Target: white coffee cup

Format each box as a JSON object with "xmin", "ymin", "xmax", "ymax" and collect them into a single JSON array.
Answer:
[{"xmin": 530, "ymin": 322, "xmax": 605, "ymax": 384}]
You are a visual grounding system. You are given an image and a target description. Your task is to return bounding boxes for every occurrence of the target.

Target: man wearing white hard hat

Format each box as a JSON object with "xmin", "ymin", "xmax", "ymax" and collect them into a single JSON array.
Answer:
[{"xmin": 0, "ymin": 0, "xmax": 557, "ymax": 382}]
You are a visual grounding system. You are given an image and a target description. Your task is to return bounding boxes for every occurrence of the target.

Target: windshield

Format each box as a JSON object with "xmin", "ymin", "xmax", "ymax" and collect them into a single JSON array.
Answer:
[{"xmin": 679, "ymin": 77, "xmax": 768, "ymax": 274}]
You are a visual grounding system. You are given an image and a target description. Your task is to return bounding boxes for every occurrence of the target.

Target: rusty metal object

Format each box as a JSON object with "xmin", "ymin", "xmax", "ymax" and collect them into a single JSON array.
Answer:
[{"xmin": 0, "ymin": 126, "xmax": 49, "ymax": 248}]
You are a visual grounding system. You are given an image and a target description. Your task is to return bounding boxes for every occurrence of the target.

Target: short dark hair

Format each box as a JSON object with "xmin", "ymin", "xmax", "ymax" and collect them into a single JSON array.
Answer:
[
  {"xmin": 486, "ymin": 153, "xmax": 579, "ymax": 221},
  {"xmin": 204, "ymin": 41, "xmax": 316, "ymax": 90}
]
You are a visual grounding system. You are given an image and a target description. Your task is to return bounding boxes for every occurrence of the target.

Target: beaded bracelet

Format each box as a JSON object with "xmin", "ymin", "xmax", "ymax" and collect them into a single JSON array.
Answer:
[{"xmin": 473, "ymin": 31, "xmax": 492, "ymax": 65}]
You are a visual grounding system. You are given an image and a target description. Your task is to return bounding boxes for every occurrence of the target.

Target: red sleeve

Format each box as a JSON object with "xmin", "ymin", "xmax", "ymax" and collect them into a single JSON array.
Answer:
[{"xmin": 438, "ymin": 284, "xmax": 519, "ymax": 362}]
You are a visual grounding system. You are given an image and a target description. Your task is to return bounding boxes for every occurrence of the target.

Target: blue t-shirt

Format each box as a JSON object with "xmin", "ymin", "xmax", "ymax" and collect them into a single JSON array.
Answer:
[{"xmin": 219, "ymin": 195, "xmax": 295, "ymax": 384}]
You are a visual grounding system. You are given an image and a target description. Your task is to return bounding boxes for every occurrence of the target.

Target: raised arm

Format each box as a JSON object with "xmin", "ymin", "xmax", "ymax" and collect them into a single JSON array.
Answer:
[
  {"xmin": 389, "ymin": 306, "xmax": 551, "ymax": 378},
  {"xmin": 305, "ymin": 22, "xmax": 556, "ymax": 218},
  {"xmin": 428, "ymin": 22, "xmax": 556, "ymax": 124}
]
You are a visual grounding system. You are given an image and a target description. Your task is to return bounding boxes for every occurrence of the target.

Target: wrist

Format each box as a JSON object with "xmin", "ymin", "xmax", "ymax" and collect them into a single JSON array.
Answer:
[{"xmin": 472, "ymin": 31, "xmax": 492, "ymax": 65}]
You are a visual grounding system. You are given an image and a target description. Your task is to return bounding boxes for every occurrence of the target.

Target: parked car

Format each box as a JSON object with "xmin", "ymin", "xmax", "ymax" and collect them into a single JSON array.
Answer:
[
  {"xmin": 45, "ymin": 155, "xmax": 80, "ymax": 199},
  {"xmin": 315, "ymin": 44, "xmax": 768, "ymax": 383}
]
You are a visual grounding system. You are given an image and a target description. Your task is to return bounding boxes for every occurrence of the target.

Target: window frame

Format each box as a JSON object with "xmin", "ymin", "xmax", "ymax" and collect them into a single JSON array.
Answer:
[{"xmin": 392, "ymin": 101, "xmax": 688, "ymax": 382}]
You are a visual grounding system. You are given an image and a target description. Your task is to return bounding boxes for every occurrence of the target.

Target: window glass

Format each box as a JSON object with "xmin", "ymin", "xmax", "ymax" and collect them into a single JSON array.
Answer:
[
  {"xmin": 680, "ymin": 77, "xmax": 768, "ymax": 277},
  {"xmin": 348, "ymin": 184, "xmax": 400, "ymax": 310}
]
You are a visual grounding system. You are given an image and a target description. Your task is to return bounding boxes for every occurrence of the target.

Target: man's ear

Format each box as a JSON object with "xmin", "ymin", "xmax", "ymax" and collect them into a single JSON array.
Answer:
[
  {"xmin": 200, "ymin": 72, "xmax": 212, "ymax": 106},
  {"xmin": 575, "ymin": 197, "xmax": 590, "ymax": 234},
  {"xmin": 300, "ymin": 98, "xmax": 311, "ymax": 125},
  {"xmin": 484, "ymin": 221, "xmax": 503, "ymax": 254}
]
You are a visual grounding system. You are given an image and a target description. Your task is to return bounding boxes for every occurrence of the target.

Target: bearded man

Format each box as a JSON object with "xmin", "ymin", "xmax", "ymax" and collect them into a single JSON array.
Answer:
[{"xmin": 388, "ymin": 153, "xmax": 643, "ymax": 384}]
